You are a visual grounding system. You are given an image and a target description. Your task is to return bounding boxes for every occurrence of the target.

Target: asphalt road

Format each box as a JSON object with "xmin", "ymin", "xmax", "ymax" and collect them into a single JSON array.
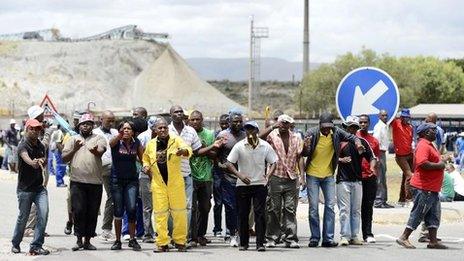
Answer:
[{"xmin": 0, "ymin": 173, "xmax": 463, "ymax": 261}]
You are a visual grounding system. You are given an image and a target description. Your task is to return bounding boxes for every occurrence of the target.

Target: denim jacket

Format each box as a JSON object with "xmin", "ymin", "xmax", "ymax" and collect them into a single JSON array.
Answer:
[{"xmin": 302, "ymin": 126, "xmax": 360, "ymax": 174}]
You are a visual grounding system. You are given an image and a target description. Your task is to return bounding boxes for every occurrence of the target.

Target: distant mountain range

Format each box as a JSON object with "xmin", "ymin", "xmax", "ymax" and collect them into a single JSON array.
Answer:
[{"xmin": 186, "ymin": 57, "xmax": 321, "ymax": 81}]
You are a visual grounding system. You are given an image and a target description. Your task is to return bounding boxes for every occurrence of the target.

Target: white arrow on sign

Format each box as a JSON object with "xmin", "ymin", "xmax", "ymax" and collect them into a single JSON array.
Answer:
[{"xmin": 350, "ymin": 80, "xmax": 389, "ymax": 115}]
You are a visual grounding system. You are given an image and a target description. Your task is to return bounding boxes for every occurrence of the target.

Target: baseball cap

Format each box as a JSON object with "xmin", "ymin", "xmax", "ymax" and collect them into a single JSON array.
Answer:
[
  {"xmin": 244, "ymin": 120, "xmax": 259, "ymax": 131},
  {"xmin": 319, "ymin": 112, "xmax": 334, "ymax": 128},
  {"xmin": 400, "ymin": 108, "xmax": 411, "ymax": 118},
  {"xmin": 27, "ymin": 105, "xmax": 45, "ymax": 120},
  {"xmin": 9, "ymin": 119, "xmax": 16, "ymax": 125},
  {"xmin": 342, "ymin": 115, "xmax": 360, "ymax": 128},
  {"xmin": 25, "ymin": 119, "xmax": 43, "ymax": 129},
  {"xmin": 416, "ymin": 122, "xmax": 436, "ymax": 135},
  {"xmin": 277, "ymin": 114, "xmax": 294, "ymax": 124},
  {"xmin": 78, "ymin": 113, "xmax": 94, "ymax": 126}
]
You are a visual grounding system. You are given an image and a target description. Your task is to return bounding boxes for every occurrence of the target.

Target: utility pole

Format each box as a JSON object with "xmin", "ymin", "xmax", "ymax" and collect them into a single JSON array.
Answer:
[
  {"xmin": 303, "ymin": 0, "xmax": 310, "ymax": 75},
  {"xmin": 248, "ymin": 16, "xmax": 268, "ymax": 113}
]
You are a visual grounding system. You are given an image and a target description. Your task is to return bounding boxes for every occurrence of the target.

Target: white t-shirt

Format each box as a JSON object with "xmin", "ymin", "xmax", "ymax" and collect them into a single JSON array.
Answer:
[
  {"xmin": 227, "ymin": 138, "xmax": 278, "ymax": 186},
  {"xmin": 450, "ymin": 170, "xmax": 464, "ymax": 196},
  {"xmin": 168, "ymin": 123, "xmax": 202, "ymax": 177},
  {"xmin": 373, "ymin": 120, "xmax": 389, "ymax": 151}
]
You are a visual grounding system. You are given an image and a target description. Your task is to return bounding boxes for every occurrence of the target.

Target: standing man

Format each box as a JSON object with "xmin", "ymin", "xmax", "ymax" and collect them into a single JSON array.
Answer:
[
  {"xmin": 188, "ymin": 110, "xmax": 224, "ymax": 246},
  {"xmin": 142, "ymin": 118, "xmax": 192, "ymax": 252},
  {"xmin": 336, "ymin": 116, "xmax": 376, "ymax": 246},
  {"xmin": 11, "ymin": 119, "xmax": 49, "ymax": 255},
  {"xmin": 227, "ymin": 121, "xmax": 278, "ymax": 251},
  {"xmin": 212, "ymin": 114, "xmax": 229, "ymax": 237},
  {"xmin": 302, "ymin": 112, "xmax": 363, "ymax": 248},
  {"xmin": 265, "ymin": 114, "xmax": 303, "ymax": 248},
  {"xmin": 216, "ymin": 111, "xmax": 247, "ymax": 247},
  {"xmin": 93, "ymin": 110, "xmax": 118, "ymax": 241},
  {"xmin": 425, "ymin": 112, "xmax": 445, "ymax": 153},
  {"xmin": 396, "ymin": 123, "xmax": 447, "ymax": 249},
  {"xmin": 373, "ymin": 110, "xmax": 394, "ymax": 208},
  {"xmin": 168, "ymin": 105, "xmax": 202, "ymax": 245},
  {"xmin": 357, "ymin": 115, "xmax": 380, "ymax": 243},
  {"xmin": 391, "ymin": 109, "xmax": 414, "ymax": 205},
  {"xmin": 62, "ymin": 113, "xmax": 107, "ymax": 251},
  {"xmin": 4, "ymin": 119, "xmax": 19, "ymax": 173}
]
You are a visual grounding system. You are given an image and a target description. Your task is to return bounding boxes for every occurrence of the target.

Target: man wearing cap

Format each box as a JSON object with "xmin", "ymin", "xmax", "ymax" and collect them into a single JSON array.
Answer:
[
  {"xmin": 391, "ymin": 108, "xmax": 414, "ymax": 205},
  {"xmin": 302, "ymin": 112, "xmax": 364, "ymax": 248},
  {"xmin": 62, "ymin": 113, "xmax": 107, "ymax": 251},
  {"xmin": 425, "ymin": 113, "xmax": 445, "ymax": 153},
  {"xmin": 396, "ymin": 123, "xmax": 448, "ymax": 249},
  {"xmin": 336, "ymin": 115, "xmax": 377, "ymax": 246},
  {"xmin": 265, "ymin": 114, "xmax": 303, "ymax": 249},
  {"xmin": 92, "ymin": 110, "xmax": 119, "ymax": 241},
  {"xmin": 373, "ymin": 110, "xmax": 394, "ymax": 209},
  {"xmin": 216, "ymin": 110, "xmax": 247, "ymax": 247},
  {"xmin": 4, "ymin": 119, "xmax": 19, "ymax": 173},
  {"xmin": 168, "ymin": 105, "xmax": 202, "ymax": 246},
  {"xmin": 226, "ymin": 120, "xmax": 278, "ymax": 251},
  {"xmin": 11, "ymin": 119, "xmax": 49, "ymax": 255},
  {"xmin": 357, "ymin": 114, "xmax": 380, "ymax": 244}
]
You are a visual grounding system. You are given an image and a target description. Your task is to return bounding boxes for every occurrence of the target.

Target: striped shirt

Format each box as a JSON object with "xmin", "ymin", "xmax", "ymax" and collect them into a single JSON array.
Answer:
[
  {"xmin": 169, "ymin": 123, "xmax": 202, "ymax": 177},
  {"xmin": 266, "ymin": 129, "xmax": 303, "ymax": 180}
]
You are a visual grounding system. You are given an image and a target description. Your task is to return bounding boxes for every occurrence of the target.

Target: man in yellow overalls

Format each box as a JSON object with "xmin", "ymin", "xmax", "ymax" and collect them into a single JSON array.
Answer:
[{"xmin": 142, "ymin": 118, "xmax": 192, "ymax": 252}]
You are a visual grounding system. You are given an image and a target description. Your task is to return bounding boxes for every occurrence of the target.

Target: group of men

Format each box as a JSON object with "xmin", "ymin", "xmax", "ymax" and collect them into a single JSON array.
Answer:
[{"xmin": 9, "ymin": 103, "xmax": 453, "ymax": 255}]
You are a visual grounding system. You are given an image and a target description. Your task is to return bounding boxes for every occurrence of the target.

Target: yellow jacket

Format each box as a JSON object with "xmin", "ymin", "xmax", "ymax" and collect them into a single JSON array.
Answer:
[{"xmin": 142, "ymin": 135, "xmax": 192, "ymax": 186}]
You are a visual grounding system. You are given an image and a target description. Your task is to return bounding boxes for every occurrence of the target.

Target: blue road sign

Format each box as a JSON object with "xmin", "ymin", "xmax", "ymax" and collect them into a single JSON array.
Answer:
[{"xmin": 336, "ymin": 67, "xmax": 400, "ymax": 131}]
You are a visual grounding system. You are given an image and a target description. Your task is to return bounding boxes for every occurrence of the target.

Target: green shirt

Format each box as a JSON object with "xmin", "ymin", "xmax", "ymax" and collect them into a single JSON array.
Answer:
[
  {"xmin": 441, "ymin": 172, "xmax": 455, "ymax": 199},
  {"xmin": 190, "ymin": 128, "xmax": 215, "ymax": 181}
]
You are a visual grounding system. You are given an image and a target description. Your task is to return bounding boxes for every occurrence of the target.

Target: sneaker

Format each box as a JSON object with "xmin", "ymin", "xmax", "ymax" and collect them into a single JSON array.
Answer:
[
  {"xmin": 339, "ymin": 238, "xmax": 349, "ymax": 246},
  {"xmin": 350, "ymin": 238, "xmax": 363, "ymax": 245},
  {"xmin": 257, "ymin": 245, "xmax": 266, "ymax": 252},
  {"xmin": 142, "ymin": 235, "xmax": 155, "ymax": 243},
  {"xmin": 285, "ymin": 241, "xmax": 300, "ymax": 249},
  {"xmin": 153, "ymin": 245, "xmax": 169, "ymax": 253},
  {"xmin": 365, "ymin": 236, "xmax": 376, "ymax": 243},
  {"xmin": 83, "ymin": 242, "xmax": 97, "ymax": 250},
  {"xmin": 11, "ymin": 245, "xmax": 20, "ymax": 254},
  {"xmin": 239, "ymin": 245, "xmax": 248, "ymax": 251},
  {"xmin": 29, "ymin": 247, "xmax": 50, "ymax": 255},
  {"xmin": 187, "ymin": 241, "xmax": 197, "ymax": 248},
  {"xmin": 230, "ymin": 236, "xmax": 238, "ymax": 247},
  {"xmin": 111, "ymin": 241, "xmax": 122, "ymax": 250},
  {"xmin": 72, "ymin": 242, "xmax": 84, "ymax": 251},
  {"xmin": 175, "ymin": 244, "xmax": 187, "ymax": 252},
  {"xmin": 64, "ymin": 221, "xmax": 73, "ymax": 235},
  {"xmin": 100, "ymin": 229, "xmax": 113, "ymax": 241},
  {"xmin": 57, "ymin": 183, "xmax": 68, "ymax": 188},
  {"xmin": 321, "ymin": 241, "xmax": 338, "ymax": 248},
  {"xmin": 198, "ymin": 236, "xmax": 208, "ymax": 246},
  {"xmin": 122, "ymin": 234, "xmax": 131, "ymax": 241},
  {"xmin": 266, "ymin": 241, "xmax": 276, "ymax": 248},
  {"xmin": 213, "ymin": 231, "xmax": 222, "ymax": 237},
  {"xmin": 128, "ymin": 238, "xmax": 142, "ymax": 251},
  {"xmin": 308, "ymin": 241, "xmax": 319, "ymax": 247}
]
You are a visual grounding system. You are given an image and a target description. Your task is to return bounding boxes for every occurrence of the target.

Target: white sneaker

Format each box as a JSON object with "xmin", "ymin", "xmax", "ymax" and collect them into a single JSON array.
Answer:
[
  {"xmin": 365, "ymin": 236, "xmax": 376, "ymax": 243},
  {"xmin": 266, "ymin": 241, "xmax": 276, "ymax": 248},
  {"xmin": 99, "ymin": 229, "xmax": 113, "ymax": 241},
  {"xmin": 122, "ymin": 234, "xmax": 131, "ymax": 241},
  {"xmin": 339, "ymin": 238, "xmax": 349, "ymax": 246},
  {"xmin": 286, "ymin": 241, "xmax": 300, "ymax": 249},
  {"xmin": 229, "ymin": 236, "xmax": 238, "ymax": 247}
]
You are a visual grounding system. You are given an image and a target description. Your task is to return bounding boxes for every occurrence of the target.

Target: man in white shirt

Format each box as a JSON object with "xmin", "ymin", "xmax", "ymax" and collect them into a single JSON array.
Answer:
[
  {"xmin": 92, "ymin": 111, "xmax": 118, "ymax": 240},
  {"xmin": 226, "ymin": 120, "xmax": 278, "ymax": 252},
  {"xmin": 373, "ymin": 110, "xmax": 394, "ymax": 208},
  {"xmin": 447, "ymin": 164, "xmax": 464, "ymax": 201}
]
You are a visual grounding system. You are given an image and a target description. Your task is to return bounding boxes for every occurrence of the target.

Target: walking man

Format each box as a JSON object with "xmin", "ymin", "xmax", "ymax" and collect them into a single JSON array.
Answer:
[
  {"xmin": 227, "ymin": 120, "xmax": 278, "ymax": 251},
  {"xmin": 265, "ymin": 114, "xmax": 303, "ymax": 248},
  {"xmin": 373, "ymin": 110, "xmax": 394, "ymax": 208},
  {"xmin": 302, "ymin": 112, "xmax": 363, "ymax": 248},
  {"xmin": 11, "ymin": 119, "xmax": 49, "ymax": 255}
]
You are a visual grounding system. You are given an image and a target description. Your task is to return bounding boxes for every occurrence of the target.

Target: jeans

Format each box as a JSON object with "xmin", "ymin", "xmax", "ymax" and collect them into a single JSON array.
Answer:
[
  {"xmin": 101, "ymin": 168, "xmax": 113, "ymax": 231},
  {"xmin": 121, "ymin": 198, "xmax": 145, "ymax": 237},
  {"xmin": 48, "ymin": 150, "xmax": 66, "ymax": 186},
  {"xmin": 184, "ymin": 175, "xmax": 193, "ymax": 238},
  {"xmin": 70, "ymin": 181, "xmax": 103, "ymax": 238},
  {"xmin": 12, "ymin": 187, "xmax": 49, "ymax": 250},
  {"xmin": 374, "ymin": 151, "xmax": 388, "ymax": 205},
  {"xmin": 406, "ymin": 187, "xmax": 441, "ymax": 230},
  {"xmin": 306, "ymin": 175, "xmax": 336, "ymax": 243},
  {"xmin": 361, "ymin": 176, "xmax": 377, "ymax": 239},
  {"xmin": 236, "ymin": 185, "xmax": 267, "ymax": 247},
  {"xmin": 222, "ymin": 176, "xmax": 238, "ymax": 235},
  {"xmin": 337, "ymin": 181, "xmax": 362, "ymax": 240},
  {"xmin": 212, "ymin": 166, "xmax": 224, "ymax": 233},
  {"xmin": 191, "ymin": 180, "xmax": 212, "ymax": 240},
  {"xmin": 139, "ymin": 177, "xmax": 155, "ymax": 237},
  {"xmin": 266, "ymin": 176, "xmax": 298, "ymax": 243},
  {"xmin": 111, "ymin": 179, "xmax": 139, "ymax": 221}
]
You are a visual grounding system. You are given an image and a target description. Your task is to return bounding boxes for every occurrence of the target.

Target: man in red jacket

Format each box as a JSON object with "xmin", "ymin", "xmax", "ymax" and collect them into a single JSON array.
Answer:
[{"xmin": 396, "ymin": 123, "xmax": 447, "ymax": 249}]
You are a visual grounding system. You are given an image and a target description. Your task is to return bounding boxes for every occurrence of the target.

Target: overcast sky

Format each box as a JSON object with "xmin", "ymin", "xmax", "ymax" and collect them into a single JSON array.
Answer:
[{"xmin": 1, "ymin": 0, "xmax": 463, "ymax": 62}]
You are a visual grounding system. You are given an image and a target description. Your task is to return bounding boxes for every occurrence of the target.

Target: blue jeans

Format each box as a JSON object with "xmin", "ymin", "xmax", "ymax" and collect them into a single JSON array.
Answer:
[
  {"xmin": 12, "ymin": 187, "xmax": 49, "ymax": 250},
  {"xmin": 222, "ymin": 177, "xmax": 238, "ymax": 235},
  {"xmin": 212, "ymin": 166, "xmax": 223, "ymax": 233},
  {"xmin": 406, "ymin": 187, "xmax": 441, "ymax": 230},
  {"xmin": 336, "ymin": 181, "xmax": 362, "ymax": 240},
  {"xmin": 111, "ymin": 179, "xmax": 139, "ymax": 221},
  {"xmin": 306, "ymin": 175, "xmax": 336, "ymax": 243},
  {"xmin": 48, "ymin": 150, "xmax": 66, "ymax": 186}
]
